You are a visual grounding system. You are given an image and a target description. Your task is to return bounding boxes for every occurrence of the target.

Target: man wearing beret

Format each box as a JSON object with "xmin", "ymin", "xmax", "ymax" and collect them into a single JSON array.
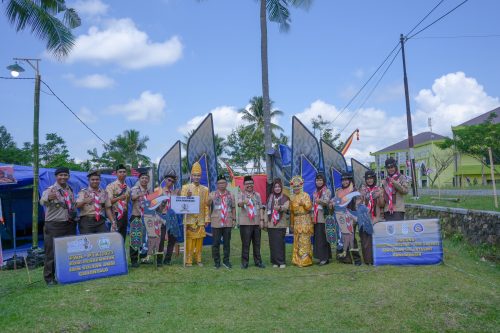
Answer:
[
  {"xmin": 208, "ymin": 175, "xmax": 236, "ymax": 269},
  {"xmin": 106, "ymin": 164, "xmax": 131, "ymax": 244},
  {"xmin": 237, "ymin": 175, "xmax": 266, "ymax": 269},
  {"xmin": 130, "ymin": 171, "xmax": 150, "ymax": 267},
  {"xmin": 381, "ymin": 157, "xmax": 409, "ymax": 221},
  {"xmin": 76, "ymin": 170, "xmax": 115, "ymax": 234},
  {"xmin": 40, "ymin": 167, "xmax": 77, "ymax": 286}
]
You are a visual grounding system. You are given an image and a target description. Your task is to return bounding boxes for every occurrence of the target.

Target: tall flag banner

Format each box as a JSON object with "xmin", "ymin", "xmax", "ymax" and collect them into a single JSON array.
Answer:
[
  {"xmin": 341, "ymin": 129, "xmax": 359, "ymax": 155},
  {"xmin": 187, "ymin": 114, "xmax": 218, "ymax": 192},
  {"xmin": 351, "ymin": 158, "xmax": 370, "ymax": 190},
  {"xmin": 321, "ymin": 139, "xmax": 348, "ymax": 190},
  {"xmin": 273, "ymin": 144, "xmax": 292, "ymax": 187},
  {"xmin": 158, "ymin": 140, "xmax": 182, "ymax": 190},
  {"xmin": 291, "ymin": 117, "xmax": 323, "ymax": 198}
]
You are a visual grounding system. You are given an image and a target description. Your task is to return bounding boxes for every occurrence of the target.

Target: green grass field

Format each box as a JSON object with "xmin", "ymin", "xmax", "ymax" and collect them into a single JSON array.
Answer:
[
  {"xmin": 411, "ymin": 195, "xmax": 500, "ymax": 212},
  {"xmin": 1, "ymin": 232, "xmax": 498, "ymax": 333}
]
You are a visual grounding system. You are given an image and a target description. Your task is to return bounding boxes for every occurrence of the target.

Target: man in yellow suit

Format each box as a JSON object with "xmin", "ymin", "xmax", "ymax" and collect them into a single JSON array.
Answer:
[{"xmin": 180, "ymin": 161, "xmax": 210, "ymax": 266}]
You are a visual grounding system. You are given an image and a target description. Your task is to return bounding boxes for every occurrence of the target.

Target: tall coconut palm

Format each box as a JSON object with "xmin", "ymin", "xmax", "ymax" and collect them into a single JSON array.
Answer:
[
  {"xmin": 260, "ymin": 0, "xmax": 312, "ymax": 186},
  {"xmin": 239, "ymin": 96, "xmax": 284, "ymax": 140},
  {"xmin": 4, "ymin": 0, "xmax": 81, "ymax": 58},
  {"xmin": 107, "ymin": 129, "xmax": 150, "ymax": 168}
]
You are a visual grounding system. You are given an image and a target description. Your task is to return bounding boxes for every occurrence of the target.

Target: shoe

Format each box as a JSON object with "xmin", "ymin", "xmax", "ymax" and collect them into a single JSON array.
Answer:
[
  {"xmin": 272, "ymin": 264, "xmax": 278, "ymax": 268},
  {"xmin": 355, "ymin": 261, "xmax": 362, "ymax": 266},
  {"xmin": 256, "ymin": 262, "xmax": 266, "ymax": 269},
  {"xmin": 279, "ymin": 264, "xmax": 286, "ymax": 269},
  {"xmin": 185, "ymin": 263, "xmax": 193, "ymax": 267},
  {"xmin": 197, "ymin": 262, "xmax": 204, "ymax": 267},
  {"xmin": 46, "ymin": 280, "xmax": 57, "ymax": 287},
  {"xmin": 163, "ymin": 259, "xmax": 172, "ymax": 266},
  {"xmin": 241, "ymin": 263, "xmax": 249, "ymax": 269},
  {"xmin": 214, "ymin": 263, "xmax": 221, "ymax": 269},
  {"xmin": 131, "ymin": 262, "xmax": 140, "ymax": 268},
  {"xmin": 222, "ymin": 262, "xmax": 232, "ymax": 269},
  {"xmin": 319, "ymin": 260, "xmax": 329, "ymax": 266}
]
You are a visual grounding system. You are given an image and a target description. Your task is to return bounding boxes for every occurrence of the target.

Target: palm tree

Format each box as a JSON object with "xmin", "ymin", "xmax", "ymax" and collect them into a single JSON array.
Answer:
[
  {"xmin": 4, "ymin": 0, "xmax": 81, "ymax": 58},
  {"xmin": 239, "ymin": 96, "xmax": 283, "ymax": 140},
  {"xmin": 260, "ymin": 0, "xmax": 312, "ymax": 185},
  {"xmin": 107, "ymin": 129, "xmax": 150, "ymax": 168}
]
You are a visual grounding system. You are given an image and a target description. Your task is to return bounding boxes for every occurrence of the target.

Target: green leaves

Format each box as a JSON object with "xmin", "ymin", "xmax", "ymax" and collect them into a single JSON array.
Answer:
[{"xmin": 265, "ymin": 0, "xmax": 312, "ymax": 32}]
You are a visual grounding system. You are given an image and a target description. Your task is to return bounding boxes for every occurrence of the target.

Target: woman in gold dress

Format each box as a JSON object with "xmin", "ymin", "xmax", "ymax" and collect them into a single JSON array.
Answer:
[{"xmin": 290, "ymin": 176, "xmax": 313, "ymax": 267}]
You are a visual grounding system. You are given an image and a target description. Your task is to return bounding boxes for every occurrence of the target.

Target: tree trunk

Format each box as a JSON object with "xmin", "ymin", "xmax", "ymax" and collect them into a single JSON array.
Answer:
[{"xmin": 260, "ymin": 0, "xmax": 272, "ymax": 190}]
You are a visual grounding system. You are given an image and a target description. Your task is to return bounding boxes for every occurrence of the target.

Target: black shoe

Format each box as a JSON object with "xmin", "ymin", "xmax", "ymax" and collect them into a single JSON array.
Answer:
[
  {"xmin": 131, "ymin": 262, "xmax": 140, "ymax": 268},
  {"xmin": 241, "ymin": 263, "xmax": 249, "ymax": 269},
  {"xmin": 46, "ymin": 280, "xmax": 57, "ymax": 287},
  {"xmin": 319, "ymin": 260, "xmax": 329, "ymax": 266},
  {"xmin": 214, "ymin": 262, "xmax": 221, "ymax": 269},
  {"xmin": 256, "ymin": 262, "xmax": 265, "ymax": 269},
  {"xmin": 222, "ymin": 262, "xmax": 232, "ymax": 269},
  {"xmin": 355, "ymin": 261, "xmax": 362, "ymax": 266}
]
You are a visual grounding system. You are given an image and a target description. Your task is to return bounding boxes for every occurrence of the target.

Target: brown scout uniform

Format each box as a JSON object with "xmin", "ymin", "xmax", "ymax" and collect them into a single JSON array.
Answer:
[{"xmin": 76, "ymin": 187, "xmax": 111, "ymax": 234}]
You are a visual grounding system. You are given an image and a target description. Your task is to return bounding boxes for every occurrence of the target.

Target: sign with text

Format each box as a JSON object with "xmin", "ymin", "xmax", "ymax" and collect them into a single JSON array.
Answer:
[
  {"xmin": 171, "ymin": 196, "xmax": 200, "ymax": 214},
  {"xmin": 54, "ymin": 232, "xmax": 128, "ymax": 284},
  {"xmin": 373, "ymin": 219, "xmax": 443, "ymax": 266}
]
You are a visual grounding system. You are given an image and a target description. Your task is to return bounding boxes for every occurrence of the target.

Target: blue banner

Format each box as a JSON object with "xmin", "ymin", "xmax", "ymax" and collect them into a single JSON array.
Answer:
[
  {"xmin": 54, "ymin": 232, "xmax": 128, "ymax": 284},
  {"xmin": 373, "ymin": 219, "xmax": 443, "ymax": 266},
  {"xmin": 279, "ymin": 144, "xmax": 292, "ymax": 167}
]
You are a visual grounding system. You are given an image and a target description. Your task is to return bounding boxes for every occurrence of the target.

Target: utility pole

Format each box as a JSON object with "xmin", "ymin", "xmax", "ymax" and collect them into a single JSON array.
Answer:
[
  {"xmin": 488, "ymin": 147, "xmax": 498, "ymax": 208},
  {"xmin": 400, "ymin": 34, "xmax": 418, "ymax": 197}
]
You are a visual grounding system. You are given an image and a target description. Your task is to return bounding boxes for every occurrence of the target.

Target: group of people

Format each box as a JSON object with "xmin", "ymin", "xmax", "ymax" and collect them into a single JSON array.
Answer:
[{"xmin": 40, "ymin": 157, "xmax": 409, "ymax": 285}]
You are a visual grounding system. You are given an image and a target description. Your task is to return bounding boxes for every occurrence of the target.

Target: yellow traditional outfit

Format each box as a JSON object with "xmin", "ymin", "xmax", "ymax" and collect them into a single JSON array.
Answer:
[
  {"xmin": 290, "ymin": 176, "xmax": 313, "ymax": 267},
  {"xmin": 180, "ymin": 162, "xmax": 210, "ymax": 266}
]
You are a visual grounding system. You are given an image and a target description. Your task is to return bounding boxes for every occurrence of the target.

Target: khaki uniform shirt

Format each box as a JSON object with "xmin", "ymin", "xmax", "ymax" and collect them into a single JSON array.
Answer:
[
  {"xmin": 40, "ymin": 182, "xmax": 76, "ymax": 222},
  {"xmin": 105, "ymin": 180, "xmax": 131, "ymax": 215},
  {"xmin": 311, "ymin": 187, "xmax": 332, "ymax": 223},
  {"xmin": 266, "ymin": 194, "xmax": 290, "ymax": 228},
  {"xmin": 76, "ymin": 187, "xmax": 111, "ymax": 217},
  {"xmin": 209, "ymin": 190, "xmax": 236, "ymax": 228},
  {"xmin": 131, "ymin": 184, "xmax": 149, "ymax": 216},
  {"xmin": 237, "ymin": 191, "xmax": 264, "ymax": 226},
  {"xmin": 381, "ymin": 174, "xmax": 409, "ymax": 213}
]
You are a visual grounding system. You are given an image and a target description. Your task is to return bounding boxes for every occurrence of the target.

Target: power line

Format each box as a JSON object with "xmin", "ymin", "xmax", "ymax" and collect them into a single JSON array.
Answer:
[
  {"xmin": 406, "ymin": 0, "xmax": 445, "ymax": 36},
  {"xmin": 407, "ymin": 0, "xmax": 470, "ymax": 40},
  {"xmin": 40, "ymin": 80, "xmax": 108, "ymax": 147},
  {"xmin": 339, "ymin": 47, "xmax": 402, "ymax": 135},
  {"xmin": 412, "ymin": 34, "xmax": 500, "ymax": 39}
]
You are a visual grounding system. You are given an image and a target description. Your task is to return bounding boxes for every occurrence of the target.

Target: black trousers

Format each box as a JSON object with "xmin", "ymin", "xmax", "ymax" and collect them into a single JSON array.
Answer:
[
  {"xmin": 337, "ymin": 225, "xmax": 362, "ymax": 265},
  {"xmin": 116, "ymin": 212, "xmax": 128, "ymax": 244},
  {"xmin": 384, "ymin": 211, "xmax": 405, "ymax": 221},
  {"xmin": 313, "ymin": 223, "xmax": 332, "ymax": 262},
  {"xmin": 268, "ymin": 228, "xmax": 286, "ymax": 265},
  {"xmin": 79, "ymin": 215, "xmax": 107, "ymax": 234},
  {"xmin": 359, "ymin": 230, "xmax": 373, "ymax": 265},
  {"xmin": 158, "ymin": 224, "xmax": 177, "ymax": 262},
  {"xmin": 240, "ymin": 225, "xmax": 262, "ymax": 265},
  {"xmin": 43, "ymin": 220, "xmax": 76, "ymax": 282},
  {"xmin": 212, "ymin": 227, "xmax": 232, "ymax": 265}
]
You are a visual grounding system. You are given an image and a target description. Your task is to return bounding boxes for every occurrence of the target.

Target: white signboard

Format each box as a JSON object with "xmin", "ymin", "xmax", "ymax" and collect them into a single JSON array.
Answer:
[{"xmin": 171, "ymin": 196, "xmax": 200, "ymax": 214}]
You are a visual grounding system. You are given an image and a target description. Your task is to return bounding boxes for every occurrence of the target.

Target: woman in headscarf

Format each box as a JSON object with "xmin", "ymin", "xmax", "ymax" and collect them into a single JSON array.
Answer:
[
  {"xmin": 266, "ymin": 178, "xmax": 290, "ymax": 268},
  {"xmin": 312, "ymin": 173, "xmax": 332, "ymax": 265},
  {"xmin": 290, "ymin": 176, "xmax": 313, "ymax": 267}
]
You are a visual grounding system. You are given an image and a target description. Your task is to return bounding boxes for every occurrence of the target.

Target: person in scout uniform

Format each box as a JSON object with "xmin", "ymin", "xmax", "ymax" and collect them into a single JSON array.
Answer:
[
  {"xmin": 359, "ymin": 169, "xmax": 384, "ymax": 265},
  {"xmin": 238, "ymin": 175, "xmax": 265, "ymax": 269},
  {"xmin": 40, "ymin": 167, "xmax": 77, "ymax": 286},
  {"xmin": 289, "ymin": 175, "xmax": 314, "ymax": 268},
  {"xmin": 381, "ymin": 157, "xmax": 409, "ymax": 221},
  {"xmin": 311, "ymin": 173, "xmax": 332, "ymax": 266},
  {"xmin": 180, "ymin": 161, "xmax": 210, "ymax": 267},
  {"xmin": 265, "ymin": 178, "xmax": 289, "ymax": 268},
  {"xmin": 76, "ymin": 170, "xmax": 115, "ymax": 234},
  {"xmin": 208, "ymin": 175, "xmax": 236, "ymax": 269},
  {"xmin": 156, "ymin": 171, "xmax": 181, "ymax": 266},
  {"xmin": 129, "ymin": 171, "xmax": 151, "ymax": 267},
  {"xmin": 106, "ymin": 164, "xmax": 130, "ymax": 243}
]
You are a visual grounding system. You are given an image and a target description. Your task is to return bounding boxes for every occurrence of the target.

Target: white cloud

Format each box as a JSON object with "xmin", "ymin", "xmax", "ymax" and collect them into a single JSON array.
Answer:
[
  {"xmin": 107, "ymin": 91, "xmax": 166, "ymax": 121},
  {"xmin": 71, "ymin": 0, "xmax": 109, "ymax": 17},
  {"xmin": 65, "ymin": 73, "xmax": 115, "ymax": 89},
  {"xmin": 178, "ymin": 106, "xmax": 245, "ymax": 137},
  {"xmin": 67, "ymin": 18, "xmax": 183, "ymax": 69},
  {"xmin": 77, "ymin": 107, "xmax": 98, "ymax": 123},
  {"xmin": 414, "ymin": 72, "xmax": 499, "ymax": 135}
]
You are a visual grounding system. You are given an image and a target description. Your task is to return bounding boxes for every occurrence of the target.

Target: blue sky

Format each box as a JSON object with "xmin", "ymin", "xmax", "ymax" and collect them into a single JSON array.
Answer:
[{"xmin": 1, "ymin": 0, "xmax": 499, "ymax": 165}]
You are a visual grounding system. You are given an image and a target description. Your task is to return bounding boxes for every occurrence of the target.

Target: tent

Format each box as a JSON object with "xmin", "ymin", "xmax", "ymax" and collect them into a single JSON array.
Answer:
[{"xmin": 0, "ymin": 163, "xmax": 138, "ymax": 250}]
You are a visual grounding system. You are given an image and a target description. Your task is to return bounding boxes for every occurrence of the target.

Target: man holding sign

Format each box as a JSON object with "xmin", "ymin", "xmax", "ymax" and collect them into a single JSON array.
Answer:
[{"xmin": 180, "ymin": 162, "xmax": 210, "ymax": 267}]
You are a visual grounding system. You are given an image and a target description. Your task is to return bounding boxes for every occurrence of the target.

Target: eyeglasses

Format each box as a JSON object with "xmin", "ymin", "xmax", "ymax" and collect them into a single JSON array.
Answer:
[{"xmin": 166, "ymin": 178, "xmax": 174, "ymax": 183}]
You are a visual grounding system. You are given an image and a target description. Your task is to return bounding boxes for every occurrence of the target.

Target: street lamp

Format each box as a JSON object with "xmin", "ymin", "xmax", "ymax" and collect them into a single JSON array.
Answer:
[{"xmin": 6, "ymin": 58, "xmax": 41, "ymax": 250}]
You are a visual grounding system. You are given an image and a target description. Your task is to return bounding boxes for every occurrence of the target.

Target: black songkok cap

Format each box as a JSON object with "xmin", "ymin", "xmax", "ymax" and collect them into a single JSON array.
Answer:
[
  {"xmin": 115, "ymin": 164, "xmax": 127, "ymax": 171},
  {"xmin": 243, "ymin": 175, "xmax": 253, "ymax": 183},
  {"xmin": 55, "ymin": 167, "xmax": 69, "ymax": 175}
]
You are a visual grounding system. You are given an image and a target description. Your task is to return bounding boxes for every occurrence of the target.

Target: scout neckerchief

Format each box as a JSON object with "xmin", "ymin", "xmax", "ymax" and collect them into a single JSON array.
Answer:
[
  {"xmin": 245, "ymin": 192, "xmax": 256, "ymax": 220},
  {"xmin": 116, "ymin": 182, "xmax": 127, "ymax": 219},
  {"xmin": 93, "ymin": 189, "xmax": 101, "ymax": 222},
  {"xmin": 271, "ymin": 194, "xmax": 281, "ymax": 226},
  {"xmin": 217, "ymin": 191, "xmax": 229, "ymax": 226},
  {"xmin": 163, "ymin": 188, "xmax": 172, "ymax": 213},
  {"xmin": 313, "ymin": 186, "xmax": 325, "ymax": 223},
  {"xmin": 384, "ymin": 173, "xmax": 400, "ymax": 214},
  {"xmin": 365, "ymin": 184, "xmax": 379, "ymax": 219}
]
